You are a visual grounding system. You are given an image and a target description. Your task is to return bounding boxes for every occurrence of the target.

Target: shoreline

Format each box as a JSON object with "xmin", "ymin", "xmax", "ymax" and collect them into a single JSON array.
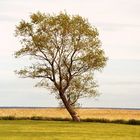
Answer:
[{"xmin": 0, "ymin": 106, "xmax": 140, "ymax": 110}]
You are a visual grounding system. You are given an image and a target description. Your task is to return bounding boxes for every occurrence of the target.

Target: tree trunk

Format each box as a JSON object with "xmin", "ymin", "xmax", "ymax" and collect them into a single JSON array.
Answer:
[{"xmin": 59, "ymin": 92, "xmax": 80, "ymax": 122}]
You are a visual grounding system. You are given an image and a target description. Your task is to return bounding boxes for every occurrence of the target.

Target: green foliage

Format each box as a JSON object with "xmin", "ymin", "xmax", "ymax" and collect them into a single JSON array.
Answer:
[{"xmin": 15, "ymin": 12, "xmax": 107, "ymax": 107}]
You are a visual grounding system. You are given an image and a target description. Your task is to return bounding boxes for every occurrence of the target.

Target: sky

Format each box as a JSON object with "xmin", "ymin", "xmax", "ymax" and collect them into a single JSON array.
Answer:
[{"xmin": 0, "ymin": 0, "xmax": 140, "ymax": 108}]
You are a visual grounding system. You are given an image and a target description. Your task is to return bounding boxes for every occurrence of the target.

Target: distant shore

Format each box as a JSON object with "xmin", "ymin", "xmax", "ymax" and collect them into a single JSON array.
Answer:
[{"xmin": 0, "ymin": 106, "xmax": 140, "ymax": 110}]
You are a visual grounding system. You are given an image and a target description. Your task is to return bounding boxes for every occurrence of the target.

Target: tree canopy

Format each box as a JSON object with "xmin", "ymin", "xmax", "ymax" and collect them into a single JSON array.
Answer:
[{"xmin": 15, "ymin": 12, "xmax": 107, "ymax": 121}]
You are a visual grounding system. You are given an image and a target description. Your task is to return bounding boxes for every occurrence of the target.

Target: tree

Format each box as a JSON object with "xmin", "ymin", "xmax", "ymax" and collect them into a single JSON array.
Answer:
[{"xmin": 15, "ymin": 12, "xmax": 107, "ymax": 121}]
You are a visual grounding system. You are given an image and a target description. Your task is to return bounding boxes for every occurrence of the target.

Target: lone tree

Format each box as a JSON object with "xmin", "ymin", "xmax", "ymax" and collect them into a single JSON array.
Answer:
[{"xmin": 15, "ymin": 12, "xmax": 107, "ymax": 121}]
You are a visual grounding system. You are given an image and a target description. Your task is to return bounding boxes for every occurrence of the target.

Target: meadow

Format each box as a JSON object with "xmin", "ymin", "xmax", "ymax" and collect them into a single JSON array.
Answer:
[
  {"xmin": 0, "ymin": 120, "xmax": 140, "ymax": 140},
  {"xmin": 0, "ymin": 108, "xmax": 140, "ymax": 139}
]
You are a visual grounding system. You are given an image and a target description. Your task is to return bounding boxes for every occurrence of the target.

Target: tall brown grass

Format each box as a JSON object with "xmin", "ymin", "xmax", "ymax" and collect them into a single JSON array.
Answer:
[{"xmin": 0, "ymin": 108, "xmax": 140, "ymax": 120}]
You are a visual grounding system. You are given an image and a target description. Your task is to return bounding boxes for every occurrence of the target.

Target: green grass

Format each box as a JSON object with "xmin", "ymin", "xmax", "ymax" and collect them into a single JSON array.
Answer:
[{"xmin": 0, "ymin": 120, "xmax": 140, "ymax": 140}]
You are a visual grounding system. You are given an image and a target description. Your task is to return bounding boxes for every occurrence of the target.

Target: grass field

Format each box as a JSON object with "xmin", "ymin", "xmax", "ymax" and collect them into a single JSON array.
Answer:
[
  {"xmin": 0, "ymin": 120, "xmax": 140, "ymax": 140},
  {"xmin": 0, "ymin": 108, "xmax": 140, "ymax": 120}
]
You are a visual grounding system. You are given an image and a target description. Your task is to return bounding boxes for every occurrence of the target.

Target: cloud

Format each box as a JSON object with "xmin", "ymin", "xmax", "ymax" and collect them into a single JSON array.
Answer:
[
  {"xmin": 0, "ymin": 0, "xmax": 140, "ymax": 108},
  {"xmin": 96, "ymin": 22, "xmax": 140, "ymax": 32},
  {"xmin": 0, "ymin": 0, "xmax": 140, "ymax": 60},
  {"xmin": 100, "ymin": 81, "xmax": 140, "ymax": 86},
  {"xmin": 0, "ymin": 14, "xmax": 18, "ymax": 22}
]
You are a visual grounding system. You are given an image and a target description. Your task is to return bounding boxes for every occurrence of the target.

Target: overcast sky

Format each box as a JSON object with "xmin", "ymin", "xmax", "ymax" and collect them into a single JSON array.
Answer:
[
  {"xmin": 0, "ymin": 0, "xmax": 140, "ymax": 105},
  {"xmin": 1, "ymin": 0, "xmax": 140, "ymax": 59}
]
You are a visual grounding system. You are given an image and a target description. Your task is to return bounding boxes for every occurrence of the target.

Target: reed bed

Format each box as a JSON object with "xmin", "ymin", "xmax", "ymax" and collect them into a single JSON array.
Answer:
[
  {"xmin": 77, "ymin": 109, "xmax": 140, "ymax": 120},
  {"xmin": 0, "ymin": 108, "xmax": 140, "ymax": 120}
]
